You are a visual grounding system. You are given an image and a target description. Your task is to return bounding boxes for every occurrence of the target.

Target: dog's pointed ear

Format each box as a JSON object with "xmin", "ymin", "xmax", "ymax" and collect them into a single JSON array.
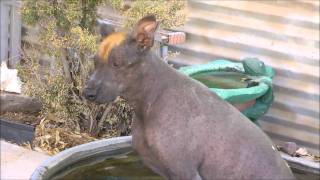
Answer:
[{"xmin": 132, "ymin": 15, "xmax": 159, "ymax": 52}]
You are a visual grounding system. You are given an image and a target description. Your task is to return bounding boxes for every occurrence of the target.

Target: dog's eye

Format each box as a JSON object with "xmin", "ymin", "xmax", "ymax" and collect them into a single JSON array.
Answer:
[{"xmin": 112, "ymin": 60, "xmax": 120, "ymax": 68}]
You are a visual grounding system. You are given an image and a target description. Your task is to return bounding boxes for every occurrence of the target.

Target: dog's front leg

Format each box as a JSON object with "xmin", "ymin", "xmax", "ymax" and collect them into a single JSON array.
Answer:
[{"xmin": 167, "ymin": 171, "xmax": 203, "ymax": 180}]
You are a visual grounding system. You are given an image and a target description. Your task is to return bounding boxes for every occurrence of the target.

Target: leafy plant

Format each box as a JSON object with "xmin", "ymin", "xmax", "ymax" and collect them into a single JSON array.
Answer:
[
  {"xmin": 20, "ymin": 0, "xmax": 185, "ymax": 154},
  {"xmin": 20, "ymin": 0, "xmax": 133, "ymax": 154},
  {"xmin": 105, "ymin": 0, "xmax": 186, "ymax": 28},
  {"xmin": 123, "ymin": 0, "xmax": 186, "ymax": 28}
]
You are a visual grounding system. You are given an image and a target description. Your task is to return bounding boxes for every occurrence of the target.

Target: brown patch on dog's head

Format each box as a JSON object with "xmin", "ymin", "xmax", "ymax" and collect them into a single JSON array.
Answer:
[{"xmin": 98, "ymin": 32, "xmax": 126, "ymax": 62}]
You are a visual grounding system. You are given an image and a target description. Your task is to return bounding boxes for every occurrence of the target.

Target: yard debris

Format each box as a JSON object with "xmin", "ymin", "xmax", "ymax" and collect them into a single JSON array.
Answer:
[
  {"xmin": 277, "ymin": 142, "xmax": 320, "ymax": 162},
  {"xmin": 33, "ymin": 117, "xmax": 96, "ymax": 155},
  {"xmin": 277, "ymin": 142, "xmax": 299, "ymax": 156},
  {"xmin": 314, "ymin": 156, "xmax": 320, "ymax": 162},
  {"xmin": 295, "ymin": 147, "xmax": 309, "ymax": 156},
  {"xmin": 0, "ymin": 112, "xmax": 41, "ymax": 126},
  {"xmin": 30, "ymin": 97, "xmax": 133, "ymax": 155},
  {"xmin": 1, "ymin": 96, "xmax": 133, "ymax": 155}
]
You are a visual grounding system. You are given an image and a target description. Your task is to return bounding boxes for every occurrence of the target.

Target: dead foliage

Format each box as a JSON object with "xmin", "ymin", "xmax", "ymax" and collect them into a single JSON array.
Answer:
[
  {"xmin": 29, "ymin": 97, "xmax": 133, "ymax": 155},
  {"xmin": 33, "ymin": 117, "xmax": 96, "ymax": 155}
]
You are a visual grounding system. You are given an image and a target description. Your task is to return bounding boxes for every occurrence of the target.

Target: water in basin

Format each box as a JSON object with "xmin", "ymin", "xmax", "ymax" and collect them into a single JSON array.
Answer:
[
  {"xmin": 191, "ymin": 71, "xmax": 250, "ymax": 89},
  {"xmin": 53, "ymin": 152, "xmax": 163, "ymax": 180}
]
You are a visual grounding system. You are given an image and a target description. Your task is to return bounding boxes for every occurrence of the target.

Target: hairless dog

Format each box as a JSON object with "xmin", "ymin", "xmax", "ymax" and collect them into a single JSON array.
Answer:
[{"xmin": 84, "ymin": 15, "xmax": 295, "ymax": 180}]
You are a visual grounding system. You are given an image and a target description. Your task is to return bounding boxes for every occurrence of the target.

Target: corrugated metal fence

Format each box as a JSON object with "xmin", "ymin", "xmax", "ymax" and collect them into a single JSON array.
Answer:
[
  {"xmin": 0, "ymin": 0, "xmax": 21, "ymax": 67},
  {"xmin": 168, "ymin": 0, "xmax": 319, "ymax": 154}
]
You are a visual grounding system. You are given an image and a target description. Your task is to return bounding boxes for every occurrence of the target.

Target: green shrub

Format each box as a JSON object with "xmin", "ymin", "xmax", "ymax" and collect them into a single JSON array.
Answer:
[
  {"xmin": 105, "ymin": 0, "xmax": 186, "ymax": 28},
  {"xmin": 20, "ymin": 0, "xmax": 185, "ymax": 153},
  {"xmin": 21, "ymin": 0, "xmax": 132, "ymax": 138},
  {"xmin": 123, "ymin": 0, "xmax": 186, "ymax": 28}
]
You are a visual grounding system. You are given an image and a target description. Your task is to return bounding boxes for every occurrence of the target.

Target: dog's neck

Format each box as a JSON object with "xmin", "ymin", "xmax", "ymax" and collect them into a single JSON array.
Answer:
[{"xmin": 122, "ymin": 53, "xmax": 176, "ymax": 120}]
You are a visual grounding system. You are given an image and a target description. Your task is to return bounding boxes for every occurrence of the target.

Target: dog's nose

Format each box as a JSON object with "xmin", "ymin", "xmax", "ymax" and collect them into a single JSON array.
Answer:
[{"xmin": 84, "ymin": 88, "xmax": 97, "ymax": 101}]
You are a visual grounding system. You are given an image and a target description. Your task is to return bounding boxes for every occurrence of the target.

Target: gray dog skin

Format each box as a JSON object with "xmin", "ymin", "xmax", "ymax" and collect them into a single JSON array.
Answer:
[{"xmin": 84, "ymin": 15, "xmax": 295, "ymax": 180}]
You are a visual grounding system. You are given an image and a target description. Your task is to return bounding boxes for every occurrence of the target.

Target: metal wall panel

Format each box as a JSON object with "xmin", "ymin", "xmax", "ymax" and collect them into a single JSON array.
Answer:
[
  {"xmin": 169, "ymin": 0, "xmax": 319, "ymax": 155},
  {"xmin": 0, "ymin": 0, "xmax": 21, "ymax": 67}
]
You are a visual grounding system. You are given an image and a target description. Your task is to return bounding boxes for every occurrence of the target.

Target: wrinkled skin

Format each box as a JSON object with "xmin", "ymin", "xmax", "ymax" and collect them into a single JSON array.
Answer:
[{"xmin": 84, "ymin": 15, "xmax": 295, "ymax": 180}]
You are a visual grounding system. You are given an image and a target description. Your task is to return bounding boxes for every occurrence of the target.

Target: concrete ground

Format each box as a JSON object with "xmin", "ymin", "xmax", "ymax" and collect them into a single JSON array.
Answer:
[{"xmin": 1, "ymin": 140, "xmax": 50, "ymax": 180}]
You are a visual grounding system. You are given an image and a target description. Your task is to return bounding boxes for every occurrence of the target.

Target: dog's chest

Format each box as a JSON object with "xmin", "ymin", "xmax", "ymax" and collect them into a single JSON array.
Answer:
[
  {"xmin": 132, "ymin": 126, "xmax": 165, "ymax": 174},
  {"xmin": 132, "ymin": 121, "xmax": 156, "ymax": 156}
]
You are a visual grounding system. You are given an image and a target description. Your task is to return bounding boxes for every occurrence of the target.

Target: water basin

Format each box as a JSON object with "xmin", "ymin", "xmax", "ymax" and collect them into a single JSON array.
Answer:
[
  {"xmin": 178, "ymin": 59, "xmax": 275, "ymax": 121},
  {"xmin": 31, "ymin": 137, "xmax": 319, "ymax": 180}
]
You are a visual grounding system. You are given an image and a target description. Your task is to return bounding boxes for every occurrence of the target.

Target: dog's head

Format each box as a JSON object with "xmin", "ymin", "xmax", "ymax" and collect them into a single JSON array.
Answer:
[{"xmin": 84, "ymin": 15, "xmax": 159, "ymax": 103}]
